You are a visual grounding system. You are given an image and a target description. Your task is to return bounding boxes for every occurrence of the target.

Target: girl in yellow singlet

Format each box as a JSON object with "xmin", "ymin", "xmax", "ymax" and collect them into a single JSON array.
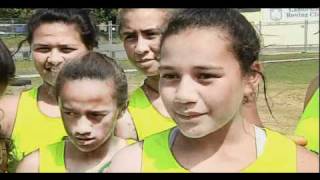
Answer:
[
  {"xmin": 115, "ymin": 8, "xmax": 263, "ymax": 141},
  {"xmin": 108, "ymin": 9, "xmax": 319, "ymax": 173},
  {"xmin": 16, "ymin": 52, "xmax": 129, "ymax": 172},
  {"xmin": 0, "ymin": 39, "xmax": 16, "ymax": 173},
  {"xmin": 0, "ymin": 9, "xmax": 98, "ymax": 169}
]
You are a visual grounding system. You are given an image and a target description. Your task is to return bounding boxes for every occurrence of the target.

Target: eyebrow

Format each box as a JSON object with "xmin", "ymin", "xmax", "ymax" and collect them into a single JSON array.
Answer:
[
  {"xmin": 121, "ymin": 27, "xmax": 162, "ymax": 36},
  {"xmin": 159, "ymin": 65, "xmax": 224, "ymax": 71},
  {"xmin": 32, "ymin": 43, "xmax": 78, "ymax": 47},
  {"xmin": 62, "ymin": 106, "xmax": 109, "ymax": 113}
]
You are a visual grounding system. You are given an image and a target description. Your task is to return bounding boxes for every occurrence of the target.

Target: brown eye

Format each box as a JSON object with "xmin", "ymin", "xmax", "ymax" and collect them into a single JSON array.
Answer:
[
  {"xmin": 63, "ymin": 111, "xmax": 77, "ymax": 117},
  {"xmin": 161, "ymin": 73, "xmax": 179, "ymax": 80},
  {"xmin": 61, "ymin": 47, "xmax": 76, "ymax": 53},
  {"xmin": 35, "ymin": 47, "xmax": 50, "ymax": 53}
]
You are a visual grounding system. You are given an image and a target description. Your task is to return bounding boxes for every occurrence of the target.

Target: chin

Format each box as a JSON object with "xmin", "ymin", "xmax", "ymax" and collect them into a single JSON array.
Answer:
[
  {"xmin": 43, "ymin": 75, "xmax": 58, "ymax": 86},
  {"xmin": 179, "ymin": 125, "xmax": 221, "ymax": 139},
  {"xmin": 180, "ymin": 127, "xmax": 209, "ymax": 139}
]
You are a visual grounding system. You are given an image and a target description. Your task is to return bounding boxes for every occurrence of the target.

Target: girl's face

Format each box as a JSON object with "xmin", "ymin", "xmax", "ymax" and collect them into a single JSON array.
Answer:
[
  {"xmin": 58, "ymin": 79, "xmax": 119, "ymax": 152},
  {"xmin": 159, "ymin": 28, "xmax": 251, "ymax": 138},
  {"xmin": 120, "ymin": 9, "xmax": 168, "ymax": 76},
  {"xmin": 31, "ymin": 22, "xmax": 89, "ymax": 86}
]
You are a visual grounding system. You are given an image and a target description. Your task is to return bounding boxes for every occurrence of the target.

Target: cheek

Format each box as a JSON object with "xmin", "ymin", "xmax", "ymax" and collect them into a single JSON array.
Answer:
[
  {"xmin": 124, "ymin": 42, "xmax": 135, "ymax": 56},
  {"xmin": 62, "ymin": 118, "xmax": 75, "ymax": 134},
  {"xmin": 32, "ymin": 53, "xmax": 46, "ymax": 65},
  {"xmin": 96, "ymin": 118, "xmax": 116, "ymax": 136},
  {"xmin": 65, "ymin": 49, "xmax": 89, "ymax": 60},
  {"xmin": 160, "ymin": 87, "xmax": 175, "ymax": 110},
  {"xmin": 149, "ymin": 39, "xmax": 161, "ymax": 56}
]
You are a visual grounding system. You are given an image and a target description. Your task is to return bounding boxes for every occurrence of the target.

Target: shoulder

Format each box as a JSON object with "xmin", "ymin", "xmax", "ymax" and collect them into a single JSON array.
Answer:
[
  {"xmin": 114, "ymin": 110, "xmax": 137, "ymax": 140},
  {"xmin": 0, "ymin": 94, "xmax": 21, "ymax": 137},
  {"xmin": 107, "ymin": 141, "xmax": 143, "ymax": 172},
  {"xmin": 296, "ymin": 145, "xmax": 319, "ymax": 172},
  {"xmin": 16, "ymin": 150, "xmax": 40, "ymax": 172}
]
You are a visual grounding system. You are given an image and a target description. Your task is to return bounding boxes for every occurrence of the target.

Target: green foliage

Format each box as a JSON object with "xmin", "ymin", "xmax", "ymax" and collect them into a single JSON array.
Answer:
[
  {"xmin": 92, "ymin": 8, "xmax": 118, "ymax": 24},
  {"xmin": 0, "ymin": 8, "xmax": 33, "ymax": 21}
]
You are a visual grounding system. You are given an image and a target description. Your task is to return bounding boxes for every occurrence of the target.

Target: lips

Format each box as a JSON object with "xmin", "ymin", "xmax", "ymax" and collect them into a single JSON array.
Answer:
[
  {"xmin": 138, "ymin": 59, "xmax": 153, "ymax": 63},
  {"xmin": 174, "ymin": 111, "xmax": 207, "ymax": 120},
  {"xmin": 75, "ymin": 137, "xmax": 95, "ymax": 145}
]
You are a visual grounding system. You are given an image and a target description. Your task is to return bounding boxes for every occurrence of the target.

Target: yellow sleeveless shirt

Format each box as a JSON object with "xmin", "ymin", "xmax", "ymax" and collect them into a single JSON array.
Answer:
[
  {"xmin": 142, "ymin": 128, "xmax": 297, "ymax": 172},
  {"xmin": 128, "ymin": 87, "xmax": 176, "ymax": 141},
  {"xmin": 11, "ymin": 87, "xmax": 67, "ymax": 161},
  {"xmin": 295, "ymin": 88, "xmax": 319, "ymax": 153},
  {"xmin": 39, "ymin": 139, "xmax": 132, "ymax": 172}
]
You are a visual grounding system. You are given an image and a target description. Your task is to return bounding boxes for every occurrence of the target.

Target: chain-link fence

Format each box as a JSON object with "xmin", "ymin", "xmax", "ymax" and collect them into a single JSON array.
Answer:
[
  {"xmin": 1, "ymin": 17, "xmax": 319, "ymax": 60},
  {"xmin": 251, "ymin": 20, "xmax": 319, "ymax": 54}
]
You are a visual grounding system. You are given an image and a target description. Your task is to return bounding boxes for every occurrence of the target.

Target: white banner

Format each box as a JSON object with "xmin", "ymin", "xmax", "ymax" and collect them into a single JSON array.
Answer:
[{"xmin": 261, "ymin": 8, "xmax": 319, "ymax": 23}]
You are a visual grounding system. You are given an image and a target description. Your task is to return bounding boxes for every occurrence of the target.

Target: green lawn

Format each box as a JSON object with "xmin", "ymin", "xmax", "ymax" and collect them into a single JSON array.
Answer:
[
  {"xmin": 263, "ymin": 60, "xmax": 319, "ymax": 85},
  {"xmin": 1, "ymin": 35, "xmax": 26, "ymax": 49},
  {"xmin": 260, "ymin": 52, "xmax": 319, "ymax": 61}
]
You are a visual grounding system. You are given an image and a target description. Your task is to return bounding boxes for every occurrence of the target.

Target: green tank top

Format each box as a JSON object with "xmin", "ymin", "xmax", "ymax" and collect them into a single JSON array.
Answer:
[
  {"xmin": 295, "ymin": 88, "xmax": 319, "ymax": 153},
  {"xmin": 40, "ymin": 140, "xmax": 66, "ymax": 172},
  {"xmin": 11, "ymin": 87, "xmax": 67, "ymax": 161},
  {"xmin": 128, "ymin": 87, "xmax": 176, "ymax": 141},
  {"xmin": 142, "ymin": 128, "xmax": 297, "ymax": 172}
]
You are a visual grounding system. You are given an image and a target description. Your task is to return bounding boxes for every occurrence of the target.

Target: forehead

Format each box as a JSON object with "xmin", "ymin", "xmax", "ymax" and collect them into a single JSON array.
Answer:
[
  {"xmin": 121, "ymin": 9, "xmax": 168, "ymax": 32},
  {"xmin": 160, "ymin": 28, "xmax": 237, "ymax": 68},
  {"xmin": 60, "ymin": 78, "xmax": 116, "ymax": 103},
  {"xmin": 32, "ymin": 22, "xmax": 83, "ymax": 44}
]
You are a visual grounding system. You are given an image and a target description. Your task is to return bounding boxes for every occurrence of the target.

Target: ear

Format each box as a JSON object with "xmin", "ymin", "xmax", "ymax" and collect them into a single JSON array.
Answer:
[{"xmin": 243, "ymin": 61, "xmax": 263, "ymax": 101}]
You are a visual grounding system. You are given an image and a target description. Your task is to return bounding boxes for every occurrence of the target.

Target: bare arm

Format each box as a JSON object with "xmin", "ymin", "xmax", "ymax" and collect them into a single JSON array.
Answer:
[
  {"xmin": 114, "ymin": 110, "xmax": 138, "ymax": 140},
  {"xmin": 106, "ymin": 142, "xmax": 143, "ymax": 173},
  {"xmin": 303, "ymin": 75, "xmax": 319, "ymax": 110},
  {"xmin": 0, "ymin": 95, "xmax": 20, "ymax": 138},
  {"xmin": 296, "ymin": 145, "xmax": 319, "ymax": 172},
  {"xmin": 16, "ymin": 150, "xmax": 40, "ymax": 172}
]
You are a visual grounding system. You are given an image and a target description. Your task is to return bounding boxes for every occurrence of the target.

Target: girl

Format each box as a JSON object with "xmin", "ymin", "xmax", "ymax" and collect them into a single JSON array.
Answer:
[
  {"xmin": 115, "ymin": 8, "xmax": 177, "ymax": 141},
  {"xmin": 0, "ymin": 9, "xmax": 98, "ymax": 166},
  {"xmin": 0, "ymin": 38, "xmax": 16, "ymax": 173},
  {"xmin": 108, "ymin": 9, "xmax": 319, "ymax": 172},
  {"xmin": 115, "ymin": 8, "xmax": 263, "ymax": 141},
  {"xmin": 16, "ymin": 52, "xmax": 128, "ymax": 172}
]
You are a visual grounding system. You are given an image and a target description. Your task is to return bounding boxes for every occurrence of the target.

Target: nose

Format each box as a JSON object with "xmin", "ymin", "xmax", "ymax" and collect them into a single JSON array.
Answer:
[
  {"xmin": 134, "ymin": 36, "xmax": 149, "ymax": 56},
  {"xmin": 74, "ymin": 116, "xmax": 92, "ymax": 136},
  {"xmin": 174, "ymin": 76, "xmax": 198, "ymax": 104},
  {"xmin": 46, "ymin": 49, "xmax": 65, "ymax": 67}
]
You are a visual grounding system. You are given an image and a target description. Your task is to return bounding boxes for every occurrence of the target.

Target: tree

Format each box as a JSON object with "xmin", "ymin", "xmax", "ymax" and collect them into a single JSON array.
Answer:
[
  {"xmin": 0, "ymin": 9, "xmax": 33, "ymax": 22},
  {"xmin": 92, "ymin": 8, "xmax": 118, "ymax": 24}
]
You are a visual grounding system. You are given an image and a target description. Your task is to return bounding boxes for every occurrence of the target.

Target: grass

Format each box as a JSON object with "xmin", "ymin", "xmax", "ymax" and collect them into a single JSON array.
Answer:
[
  {"xmin": 1, "ymin": 35, "xmax": 26, "ymax": 49},
  {"xmin": 263, "ymin": 60, "xmax": 319, "ymax": 85},
  {"xmin": 260, "ymin": 52, "xmax": 319, "ymax": 61}
]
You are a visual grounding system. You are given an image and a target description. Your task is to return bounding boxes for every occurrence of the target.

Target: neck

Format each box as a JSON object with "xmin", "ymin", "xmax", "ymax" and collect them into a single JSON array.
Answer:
[
  {"xmin": 143, "ymin": 75, "xmax": 160, "ymax": 94},
  {"xmin": 67, "ymin": 136, "xmax": 111, "ymax": 161},
  {"xmin": 38, "ymin": 83, "xmax": 58, "ymax": 105},
  {"xmin": 177, "ymin": 114, "xmax": 254, "ymax": 152}
]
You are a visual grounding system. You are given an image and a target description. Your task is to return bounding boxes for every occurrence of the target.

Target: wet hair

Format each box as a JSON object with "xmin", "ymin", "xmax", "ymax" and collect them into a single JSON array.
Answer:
[
  {"xmin": 161, "ymin": 8, "xmax": 274, "ymax": 118},
  {"xmin": 13, "ymin": 8, "xmax": 98, "ymax": 55},
  {"xmin": 117, "ymin": 8, "xmax": 180, "ymax": 39},
  {"xmin": 55, "ymin": 52, "xmax": 128, "ymax": 113},
  {"xmin": 0, "ymin": 39, "xmax": 15, "ymax": 93}
]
